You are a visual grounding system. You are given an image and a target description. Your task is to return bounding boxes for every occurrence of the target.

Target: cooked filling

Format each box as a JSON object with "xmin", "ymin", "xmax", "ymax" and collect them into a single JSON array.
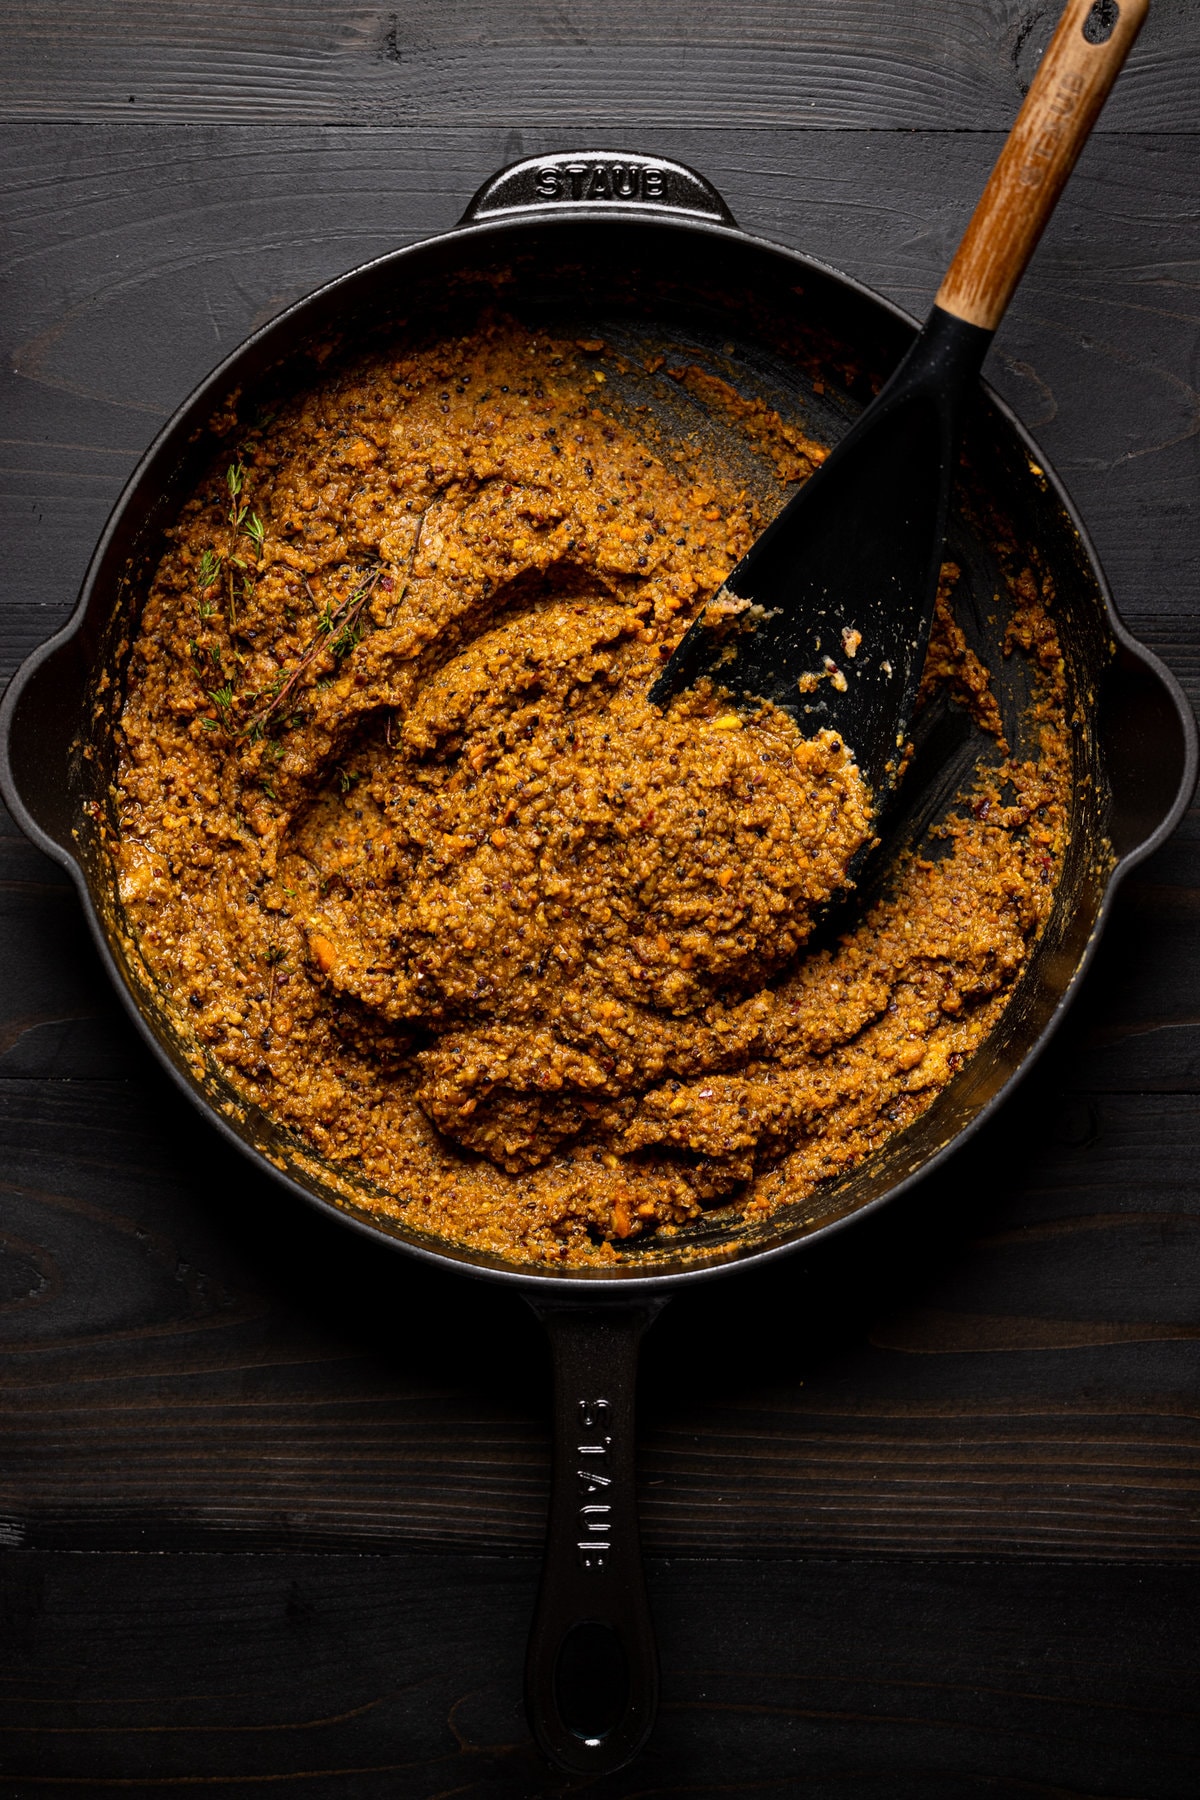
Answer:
[{"xmin": 112, "ymin": 316, "xmax": 1069, "ymax": 1265}]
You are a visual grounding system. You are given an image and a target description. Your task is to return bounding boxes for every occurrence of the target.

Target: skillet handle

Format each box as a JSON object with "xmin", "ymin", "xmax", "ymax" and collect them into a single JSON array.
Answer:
[
  {"xmin": 524, "ymin": 1300, "xmax": 667, "ymax": 1775},
  {"xmin": 0, "ymin": 627, "xmax": 90, "ymax": 860},
  {"xmin": 460, "ymin": 150, "xmax": 737, "ymax": 227},
  {"xmin": 1101, "ymin": 639, "xmax": 1198, "ymax": 864}
]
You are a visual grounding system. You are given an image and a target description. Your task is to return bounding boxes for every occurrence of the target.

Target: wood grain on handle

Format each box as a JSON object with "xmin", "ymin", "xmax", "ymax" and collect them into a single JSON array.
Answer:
[{"xmin": 936, "ymin": 0, "xmax": 1149, "ymax": 330}]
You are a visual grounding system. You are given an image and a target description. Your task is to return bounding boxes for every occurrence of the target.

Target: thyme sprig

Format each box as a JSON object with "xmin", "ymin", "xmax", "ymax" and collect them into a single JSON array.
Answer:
[
  {"xmin": 192, "ymin": 463, "xmax": 265, "ymax": 628},
  {"xmin": 197, "ymin": 547, "xmax": 222, "ymax": 595},
  {"xmin": 241, "ymin": 564, "xmax": 383, "ymax": 739},
  {"xmin": 208, "ymin": 681, "xmax": 235, "ymax": 721},
  {"xmin": 224, "ymin": 463, "xmax": 255, "ymax": 629},
  {"xmin": 239, "ymin": 507, "xmax": 428, "ymax": 742}
]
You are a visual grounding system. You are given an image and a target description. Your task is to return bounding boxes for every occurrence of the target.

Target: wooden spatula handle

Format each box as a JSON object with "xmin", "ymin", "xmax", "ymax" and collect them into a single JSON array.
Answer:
[{"xmin": 936, "ymin": 0, "xmax": 1148, "ymax": 331}]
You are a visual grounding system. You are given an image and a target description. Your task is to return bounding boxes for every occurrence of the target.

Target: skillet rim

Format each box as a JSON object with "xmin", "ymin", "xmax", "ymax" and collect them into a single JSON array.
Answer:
[{"xmin": 2, "ymin": 192, "xmax": 1195, "ymax": 1297}]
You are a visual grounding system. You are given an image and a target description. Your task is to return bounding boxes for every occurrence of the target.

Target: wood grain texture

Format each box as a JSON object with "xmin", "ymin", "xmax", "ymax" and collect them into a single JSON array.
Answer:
[
  {"xmin": 2, "ymin": 0, "xmax": 1199, "ymax": 131},
  {"xmin": 2, "ymin": 1552, "xmax": 1198, "ymax": 1796},
  {"xmin": 2, "ymin": 124, "xmax": 1198, "ymax": 686},
  {"xmin": 3, "ymin": 5, "xmax": 1200, "ymax": 1777},
  {"xmin": 936, "ymin": 0, "xmax": 1150, "ymax": 330},
  {"xmin": 1, "ymin": 102, "xmax": 1200, "ymax": 1568},
  {"xmin": 1, "ymin": 1055, "xmax": 1199, "ymax": 1560}
]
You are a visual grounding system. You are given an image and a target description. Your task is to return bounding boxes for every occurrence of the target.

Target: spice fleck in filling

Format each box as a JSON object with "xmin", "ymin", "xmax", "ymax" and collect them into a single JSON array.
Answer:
[{"xmin": 113, "ymin": 317, "xmax": 1069, "ymax": 1265}]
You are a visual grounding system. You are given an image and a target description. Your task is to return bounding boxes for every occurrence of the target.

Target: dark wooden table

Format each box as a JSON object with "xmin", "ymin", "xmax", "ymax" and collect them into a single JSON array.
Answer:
[{"xmin": 3, "ymin": 4, "xmax": 1200, "ymax": 1793}]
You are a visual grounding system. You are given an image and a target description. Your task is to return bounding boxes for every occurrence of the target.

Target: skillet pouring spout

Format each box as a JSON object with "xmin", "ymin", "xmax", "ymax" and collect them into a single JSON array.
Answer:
[
  {"xmin": 1, "ymin": 625, "xmax": 91, "ymax": 864},
  {"xmin": 1099, "ymin": 638, "xmax": 1198, "ymax": 868}
]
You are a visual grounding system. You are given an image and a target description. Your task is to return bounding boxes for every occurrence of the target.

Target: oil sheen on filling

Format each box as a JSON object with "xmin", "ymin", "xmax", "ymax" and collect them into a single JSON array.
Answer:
[{"xmin": 112, "ymin": 316, "xmax": 1070, "ymax": 1265}]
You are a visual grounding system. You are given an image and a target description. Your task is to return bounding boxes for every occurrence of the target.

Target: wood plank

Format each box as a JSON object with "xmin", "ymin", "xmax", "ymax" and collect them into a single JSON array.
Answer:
[
  {"xmin": 2, "ymin": 0, "xmax": 1197, "ymax": 131},
  {"xmin": 2, "ymin": 6, "xmax": 1198, "ymax": 1770},
  {"xmin": 2, "ymin": 1070, "xmax": 1200, "ymax": 1561},
  {"xmin": 3, "ymin": 68, "xmax": 1200, "ymax": 1580},
  {"xmin": 1067, "ymin": 846, "xmax": 1200, "ymax": 1094},
  {"xmin": 2, "ymin": 123, "xmax": 1198, "ymax": 687},
  {"xmin": 0, "ymin": 804, "xmax": 143, "ymax": 1081},
  {"xmin": 2, "ymin": 1551, "xmax": 1197, "ymax": 1796},
  {"xmin": 2, "ymin": 112, "xmax": 1200, "ymax": 1567}
]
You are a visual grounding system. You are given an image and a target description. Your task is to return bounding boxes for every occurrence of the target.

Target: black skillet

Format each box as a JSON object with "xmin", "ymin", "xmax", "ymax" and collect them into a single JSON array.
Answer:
[
  {"xmin": 1, "ymin": 146, "xmax": 1195, "ymax": 1776},
  {"xmin": 653, "ymin": 0, "xmax": 1150, "ymax": 832}
]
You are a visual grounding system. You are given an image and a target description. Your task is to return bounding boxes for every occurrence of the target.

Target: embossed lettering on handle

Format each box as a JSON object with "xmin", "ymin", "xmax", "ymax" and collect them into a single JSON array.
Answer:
[
  {"xmin": 532, "ymin": 161, "xmax": 667, "ymax": 204},
  {"xmin": 525, "ymin": 1303, "xmax": 666, "ymax": 1777},
  {"xmin": 459, "ymin": 151, "xmax": 736, "ymax": 228},
  {"xmin": 576, "ymin": 1396, "xmax": 614, "ymax": 1569}
]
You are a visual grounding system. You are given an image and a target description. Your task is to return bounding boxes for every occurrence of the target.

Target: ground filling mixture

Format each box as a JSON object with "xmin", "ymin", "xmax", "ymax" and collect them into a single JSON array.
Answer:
[{"xmin": 113, "ymin": 315, "xmax": 1070, "ymax": 1265}]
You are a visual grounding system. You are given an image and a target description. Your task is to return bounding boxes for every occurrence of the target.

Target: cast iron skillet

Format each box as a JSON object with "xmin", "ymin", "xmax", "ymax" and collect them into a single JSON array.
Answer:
[{"xmin": 2, "ymin": 151, "xmax": 1195, "ymax": 1775}]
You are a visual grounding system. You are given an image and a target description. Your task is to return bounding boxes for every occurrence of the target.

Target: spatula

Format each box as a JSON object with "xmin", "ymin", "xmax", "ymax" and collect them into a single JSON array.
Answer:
[{"xmin": 649, "ymin": 0, "xmax": 1148, "ymax": 806}]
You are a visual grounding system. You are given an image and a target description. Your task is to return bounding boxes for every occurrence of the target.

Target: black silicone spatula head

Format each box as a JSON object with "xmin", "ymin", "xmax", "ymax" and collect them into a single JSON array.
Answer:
[
  {"xmin": 650, "ymin": 0, "xmax": 1149, "ymax": 816},
  {"xmin": 648, "ymin": 309, "xmax": 990, "ymax": 799}
]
